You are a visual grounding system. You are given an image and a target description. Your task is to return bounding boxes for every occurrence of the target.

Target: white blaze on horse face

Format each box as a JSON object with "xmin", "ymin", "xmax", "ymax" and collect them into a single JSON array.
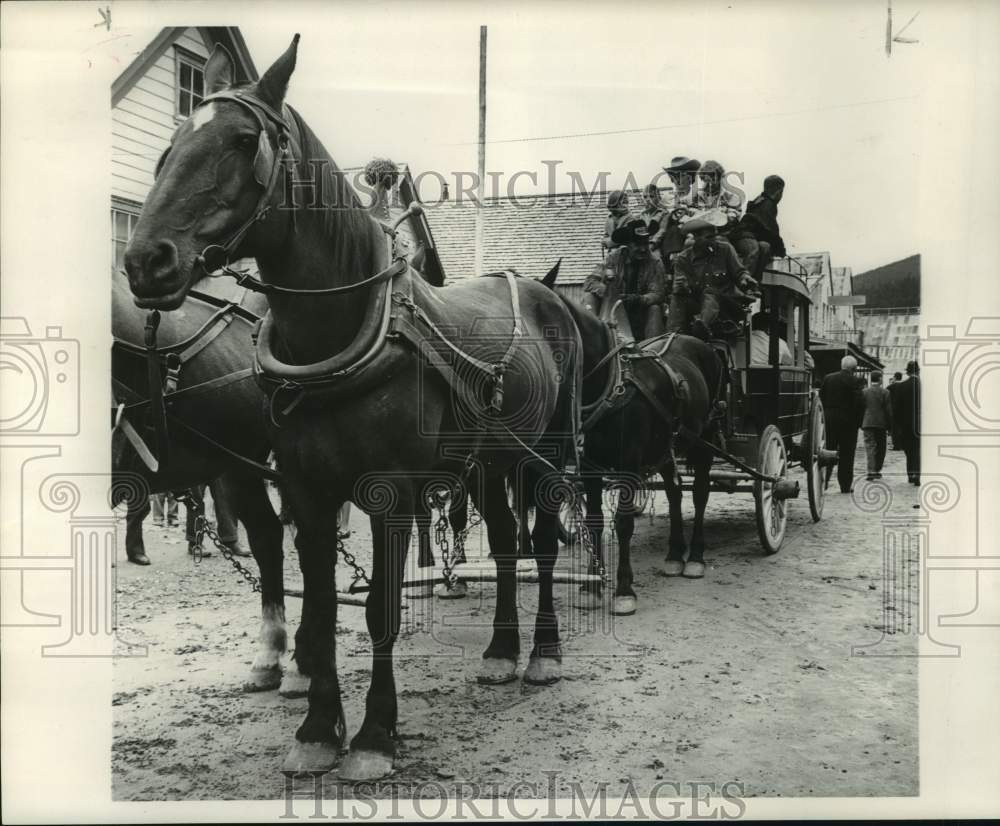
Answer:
[{"xmin": 190, "ymin": 102, "xmax": 216, "ymax": 132}]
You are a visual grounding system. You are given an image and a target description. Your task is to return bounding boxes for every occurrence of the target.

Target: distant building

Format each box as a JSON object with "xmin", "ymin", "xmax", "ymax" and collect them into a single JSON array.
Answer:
[
  {"xmin": 111, "ymin": 27, "xmax": 258, "ymax": 271},
  {"xmin": 851, "ymin": 254, "xmax": 921, "ymax": 376}
]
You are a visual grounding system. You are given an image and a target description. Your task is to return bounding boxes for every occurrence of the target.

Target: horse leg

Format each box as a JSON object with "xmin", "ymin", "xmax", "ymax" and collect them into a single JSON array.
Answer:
[
  {"xmin": 578, "ymin": 473, "xmax": 604, "ymax": 611},
  {"xmin": 125, "ymin": 494, "xmax": 150, "ymax": 565},
  {"xmin": 339, "ymin": 485, "xmax": 412, "ymax": 781},
  {"xmin": 683, "ymin": 451, "xmax": 712, "ymax": 579},
  {"xmin": 282, "ymin": 487, "xmax": 346, "ymax": 774},
  {"xmin": 477, "ymin": 475, "xmax": 520, "ymax": 685},
  {"xmin": 523, "ymin": 469, "xmax": 562, "ymax": 685},
  {"xmin": 222, "ymin": 472, "xmax": 290, "ymax": 694},
  {"xmin": 611, "ymin": 480, "xmax": 638, "ymax": 616},
  {"xmin": 662, "ymin": 460, "xmax": 687, "ymax": 576}
]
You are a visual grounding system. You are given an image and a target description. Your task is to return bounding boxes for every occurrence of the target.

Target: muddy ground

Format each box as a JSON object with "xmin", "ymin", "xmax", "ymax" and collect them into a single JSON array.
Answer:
[{"xmin": 112, "ymin": 444, "xmax": 917, "ymax": 801}]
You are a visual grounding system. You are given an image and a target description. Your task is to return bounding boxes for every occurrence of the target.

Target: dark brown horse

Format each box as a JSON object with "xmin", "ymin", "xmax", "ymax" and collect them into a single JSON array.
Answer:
[
  {"xmin": 543, "ymin": 270, "xmax": 721, "ymax": 610},
  {"xmin": 112, "ymin": 273, "xmax": 304, "ymax": 694},
  {"xmin": 122, "ymin": 36, "xmax": 581, "ymax": 780}
]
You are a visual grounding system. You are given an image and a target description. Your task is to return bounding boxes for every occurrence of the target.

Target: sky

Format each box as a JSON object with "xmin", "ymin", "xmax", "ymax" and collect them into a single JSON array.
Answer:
[{"xmin": 112, "ymin": 0, "xmax": 981, "ymax": 275}]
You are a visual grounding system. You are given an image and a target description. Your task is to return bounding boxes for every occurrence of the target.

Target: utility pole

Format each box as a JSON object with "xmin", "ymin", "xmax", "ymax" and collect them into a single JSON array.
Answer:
[{"xmin": 475, "ymin": 25, "xmax": 487, "ymax": 277}]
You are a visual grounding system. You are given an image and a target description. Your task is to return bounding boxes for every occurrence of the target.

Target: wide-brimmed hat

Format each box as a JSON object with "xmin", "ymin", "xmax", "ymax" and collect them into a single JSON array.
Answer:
[
  {"xmin": 611, "ymin": 219, "xmax": 656, "ymax": 245},
  {"xmin": 686, "ymin": 208, "xmax": 729, "ymax": 228},
  {"xmin": 663, "ymin": 156, "xmax": 701, "ymax": 174},
  {"xmin": 607, "ymin": 189, "xmax": 629, "ymax": 208},
  {"xmin": 680, "ymin": 217, "xmax": 717, "ymax": 235}
]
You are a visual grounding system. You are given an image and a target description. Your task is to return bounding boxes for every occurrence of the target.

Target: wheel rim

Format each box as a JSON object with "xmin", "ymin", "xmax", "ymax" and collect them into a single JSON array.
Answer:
[
  {"xmin": 760, "ymin": 431, "xmax": 788, "ymax": 546},
  {"xmin": 807, "ymin": 399, "xmax": 826, "ymax": 521}
]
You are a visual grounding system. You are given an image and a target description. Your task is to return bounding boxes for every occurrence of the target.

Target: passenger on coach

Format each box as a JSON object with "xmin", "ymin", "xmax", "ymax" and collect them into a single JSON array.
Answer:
[
  {"xmin": 694, "ymin": 160, "xmax": 743, "ymax": 228},
  {"xmin": 666, "ymin": 218, "xmax": 758, "ymax": 340},
  {"xmin": 659, "ymin": 157, "xmax": 702, "ymax": 269},
  {"xmin": 602, "ymin": 190, "xmax": 634, "ymax": 252},
  {"xmin": 639, "ymin": 183, "xmax": 669, "ymax": 261},
  {"xmin": 730, "ymin": 175, "xmax": 787, "ymax": 281},
  {"xmin": 585, "ymin": 219, "xmax": 666, "ymax": 339}
]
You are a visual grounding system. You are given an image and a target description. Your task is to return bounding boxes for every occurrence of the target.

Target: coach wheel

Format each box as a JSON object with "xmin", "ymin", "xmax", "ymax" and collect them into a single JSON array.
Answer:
[
  {"xmin": 754, "ymin": 425, "xmax": 789, "ymax": 555},
  {"xmin": 805, "ymin": 394, "xmax": 827, "ymax": 522}
]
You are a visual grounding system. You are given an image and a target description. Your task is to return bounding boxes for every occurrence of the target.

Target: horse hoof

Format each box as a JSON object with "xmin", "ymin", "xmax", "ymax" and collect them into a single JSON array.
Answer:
[
  {"xmin": 682, "ymin": 561, "xmax": 705, "ymax": 579},
  {"xmin": 338, "ymin": 748, "xmax": 394, "ymax": 782},
  {"xmin": 611, "ymin": 595, "xmax": 637, "ymax": 616},
  {"xmin": 282, "ymin": 740, "xmax": 339, "ymax": 774},
  {"xmin": 435, "ymin": 581, "xmax": 467, "ymax": 600},
  {"xmin": 663, "ymin": 559, "xmax": 685, "ymax": 576},
  {"xmin": 576, "ymin": 590, "xmax": 602, "ymax": 611},
  {"xmin": 127, "ymin": 552, "xmax": 150, "ymax": 566},
  {"xmin": 243, "ymin": 665, "xmax": 282, "ymax": 693},
  {"xmin": 407, "ymin": 581, "xmax": 435, "ymax": 600},
  {"xmin": 523, "ymin": 656, "xmax": 562, "ymax": 686},
  {"xmin": 477, "ymin": 658, "xmax": 518, "ymax": 685},
  {"xmin": 279, "ymin": 668, "xmax": 311, "ymax": 699}
]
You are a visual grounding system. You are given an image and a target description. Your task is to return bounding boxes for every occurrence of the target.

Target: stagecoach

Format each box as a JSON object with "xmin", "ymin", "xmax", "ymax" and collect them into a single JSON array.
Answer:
[
  {"xmin": 558, "ymin": 265, "xmax": 837, "ymax": 555},
  {"xmin": 696, "ymin": 266, "xmax": 836, "ymax": 552}
]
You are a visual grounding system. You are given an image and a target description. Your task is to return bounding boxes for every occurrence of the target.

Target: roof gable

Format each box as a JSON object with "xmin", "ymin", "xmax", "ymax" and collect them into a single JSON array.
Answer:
[{"xmin": 112, "ymin": 27, "xmax": 257, "ymax": 107}]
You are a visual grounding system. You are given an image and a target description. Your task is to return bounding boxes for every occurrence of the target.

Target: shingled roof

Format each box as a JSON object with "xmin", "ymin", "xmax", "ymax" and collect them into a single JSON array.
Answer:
[{"xmin": 427, "ymin": 190, "xmax": 635, "ymax": 283}]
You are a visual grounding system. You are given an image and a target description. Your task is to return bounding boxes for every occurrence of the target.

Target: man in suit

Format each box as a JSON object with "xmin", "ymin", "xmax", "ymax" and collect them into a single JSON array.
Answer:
[
  {"xmin": 895, "ymin": 360, "xmax": 922, "ymax": 485},
  {"xmin": 887, "ymin": 371, "xmax": 905, "ymax": 449},
  {"xmin": 820, "ymin": 355, "xmax": 865, "ymax": 493},
  {"xmin": 861, "ymin": 371, "xmax": 893, "ymax": 480}
]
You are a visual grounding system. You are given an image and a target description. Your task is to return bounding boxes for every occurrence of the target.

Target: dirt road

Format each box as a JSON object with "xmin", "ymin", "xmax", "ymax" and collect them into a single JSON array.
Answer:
[{"xmin": 112, "ymin": 446, "xmax": 918, "ymax": 801}]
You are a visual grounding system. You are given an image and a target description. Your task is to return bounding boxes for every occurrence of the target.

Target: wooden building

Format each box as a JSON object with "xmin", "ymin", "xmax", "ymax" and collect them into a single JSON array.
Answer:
[{"xmin": 111, "ymin": 27, "xmax": 258, "ymax": 270}]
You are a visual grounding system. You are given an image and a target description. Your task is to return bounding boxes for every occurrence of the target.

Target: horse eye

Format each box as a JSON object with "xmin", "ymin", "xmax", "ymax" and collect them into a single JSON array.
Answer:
[{"xmin": 236, "ymin": 134, "xmax": 258, "ymax": 152}]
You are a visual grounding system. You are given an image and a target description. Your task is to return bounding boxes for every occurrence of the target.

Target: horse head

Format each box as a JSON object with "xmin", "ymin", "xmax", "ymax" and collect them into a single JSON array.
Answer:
[{"xmin": 123, "ymin": 36, "xmax": 301, "ymax": 309}]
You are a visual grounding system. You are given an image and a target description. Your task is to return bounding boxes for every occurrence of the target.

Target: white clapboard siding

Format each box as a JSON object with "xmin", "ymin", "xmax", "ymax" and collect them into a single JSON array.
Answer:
[{"xmin": 111, "ymin": 27, "xmax": 209, "ymax": 204}]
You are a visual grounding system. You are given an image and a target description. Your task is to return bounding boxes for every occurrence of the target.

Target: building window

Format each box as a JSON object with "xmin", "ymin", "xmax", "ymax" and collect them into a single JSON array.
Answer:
[
  {"xmin": 111, "ymin": 203, "xmax": 140, "ymax": 272},
  {"xmin": 175, "ymin": 47, "xmax": 205, "ymax": 119}
]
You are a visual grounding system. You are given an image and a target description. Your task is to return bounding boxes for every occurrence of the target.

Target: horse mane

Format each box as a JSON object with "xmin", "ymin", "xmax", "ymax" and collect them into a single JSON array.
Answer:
[{"xmin": 281, "ymin": 102, "xmax": 381, "ymax": 275}]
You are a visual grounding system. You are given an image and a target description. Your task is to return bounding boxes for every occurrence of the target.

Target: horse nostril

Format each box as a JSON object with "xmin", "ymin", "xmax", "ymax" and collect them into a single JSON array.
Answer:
[{"xmin": 147, "ymin": 240, "xmax": 179, "ymax": 279}]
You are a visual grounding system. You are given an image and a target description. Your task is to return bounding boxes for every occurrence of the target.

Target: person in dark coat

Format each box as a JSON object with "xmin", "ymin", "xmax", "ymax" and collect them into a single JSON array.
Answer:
[
  {"xmin": 887, "ymin": 371, "xmax": 905, "ymax": 449},
  {"xmin": 666, "ymin": 217, "xmax": 758, "ymax": 339},
  {"xmin": 584, "ymin": 220, "xmax": 666, "ymax": 340},
  {"xmin": 730, "ymin": 175, "xmax": 787, "ymax": 280},
  {"xmin": 895, "ymin": 360, "xmax": 921, "ymax": 484},
  {"xmin": 861, "ymin": 371, "xmax": 893, "ymax": 480},
  {"xmin": 820, "ymin": 355, "xmax": 865, "ymax": 493}
]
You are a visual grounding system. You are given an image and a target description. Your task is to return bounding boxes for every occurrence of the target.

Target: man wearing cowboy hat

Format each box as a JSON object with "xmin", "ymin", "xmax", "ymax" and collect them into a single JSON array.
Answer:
[
  {"xmin": 659, "ymin": 157, "xmax": 701, "ymax": 269},
  {"xmin": 666, "ymin": 216, "xmax": 757, "ymax": 339},
  {"xmin": 584, "ymin": 218, "xmax": 666, "ymax": 339}
]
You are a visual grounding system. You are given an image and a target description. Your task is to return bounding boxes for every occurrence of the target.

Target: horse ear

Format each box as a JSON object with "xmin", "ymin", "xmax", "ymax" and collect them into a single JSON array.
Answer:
[
  {"xmin": 205, "ymin": 44, "xmax": 236, "ymax": 94},
  {"xmin": 541, "ymin": 258, "xmax": 562, "ymax": 289},
  {"xmin": 256, "ymin": 34, "xmax": 300, "ymax": 110}
]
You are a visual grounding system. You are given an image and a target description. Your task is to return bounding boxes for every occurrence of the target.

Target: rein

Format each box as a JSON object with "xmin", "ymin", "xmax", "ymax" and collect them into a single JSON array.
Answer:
[{"xmin": 113, "ymin": 285, "xmax": 279, "ymax": 481}]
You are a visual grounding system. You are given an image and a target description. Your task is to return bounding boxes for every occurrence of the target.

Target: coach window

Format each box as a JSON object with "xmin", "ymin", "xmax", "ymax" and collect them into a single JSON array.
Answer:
[{"xmin": 175, "ymin": 47, "xmax": 205, "ymax": 119}]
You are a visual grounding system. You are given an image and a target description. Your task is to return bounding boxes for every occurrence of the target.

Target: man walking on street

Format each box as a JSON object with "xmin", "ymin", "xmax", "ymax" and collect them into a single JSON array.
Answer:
[
  {"xmin": 820, "ymin": 355, "xmax": 865, "ymax": 493},
  {"xmin": 895, "ymin": 360, "xmax": 922, "ymax": 485},
  {"xmin": 861, "ymin": 372, "xmax": 893, "ymax": 480}
]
